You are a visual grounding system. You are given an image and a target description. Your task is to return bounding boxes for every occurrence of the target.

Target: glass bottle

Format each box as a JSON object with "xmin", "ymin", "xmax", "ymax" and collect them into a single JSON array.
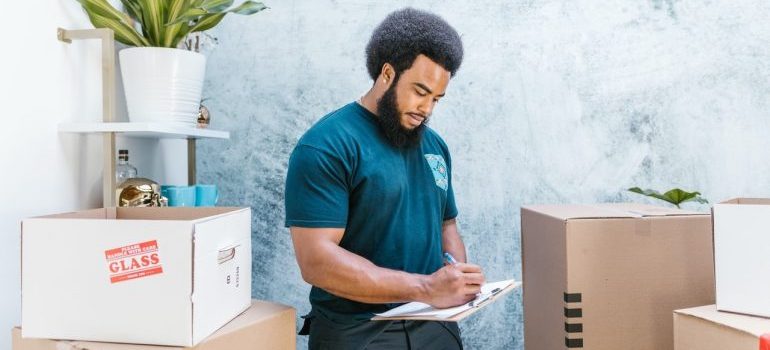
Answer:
[{"xmin": 116, "ymin": 149, "xmax": 138, "ymax": 186}]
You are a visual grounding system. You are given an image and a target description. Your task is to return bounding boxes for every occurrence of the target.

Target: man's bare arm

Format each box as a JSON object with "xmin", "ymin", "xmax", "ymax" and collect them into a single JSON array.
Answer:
[{"xmin": 290, "ymin": 226, "xmax": 483, "ymax": 308}]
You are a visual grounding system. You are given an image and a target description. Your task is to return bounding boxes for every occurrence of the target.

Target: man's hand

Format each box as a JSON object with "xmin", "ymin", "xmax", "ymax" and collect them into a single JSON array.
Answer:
[{"xmin": 420, "ymin": 263, "xmax": 485, "ymax": 308}]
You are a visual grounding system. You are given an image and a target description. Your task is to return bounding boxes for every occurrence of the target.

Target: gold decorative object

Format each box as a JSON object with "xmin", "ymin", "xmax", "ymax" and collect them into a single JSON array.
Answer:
[
  {"xmin": 197, "ymin": 104, "xmax": 210, "ymax": 128},
  {"xmin": 116, "ymin": 178, "xmax": 166, "ymax": 207}
]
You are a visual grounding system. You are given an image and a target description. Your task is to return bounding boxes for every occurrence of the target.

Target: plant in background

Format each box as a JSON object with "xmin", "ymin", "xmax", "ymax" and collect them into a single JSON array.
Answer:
[
  {"xmin": 627, "ymin": 187, "xmax": 709, "ymax": 208},
  {"xmin": 75, "ymin": 0, "xmax": 267, "ymax": 48},
  {"xmin": 72, "ymin": 0, "xmax": 267, "ymax": 125}
]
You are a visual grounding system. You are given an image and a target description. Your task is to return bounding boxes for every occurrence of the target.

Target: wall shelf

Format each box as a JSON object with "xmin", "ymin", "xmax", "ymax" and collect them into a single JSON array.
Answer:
[
  {"xmin": 59, "ymin": 122, "xmax": 230, "ymax": 139},
  {"xmin": 57, "ymin": 27, "xmax": 227, "ymax": 206}
]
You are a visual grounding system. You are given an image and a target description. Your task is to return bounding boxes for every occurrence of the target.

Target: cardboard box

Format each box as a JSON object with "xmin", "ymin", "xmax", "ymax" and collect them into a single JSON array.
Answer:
[
  {"xmin": 13, "ymin": 300, "xmax": 297, "ymax": 350},
  {"xmin": 522, "ymin": 203, "xmax": 715, "ymax": 350},
  {"xmin": 674, "ymin": 305, "xmax": 770, "ymax": 350},
  {"xmin": 21, "ymin": 207, "xmax": 252, "ymax": 346},
  {"xmin": 713, "ymin": 198, "xmax": 770, "ymax": 318}
]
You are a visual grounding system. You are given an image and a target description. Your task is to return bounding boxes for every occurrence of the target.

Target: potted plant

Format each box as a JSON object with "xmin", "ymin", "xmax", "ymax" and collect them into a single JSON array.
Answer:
[{"xmin": 75, "ymin": 0, "xmax": 266, "ymax": 125}]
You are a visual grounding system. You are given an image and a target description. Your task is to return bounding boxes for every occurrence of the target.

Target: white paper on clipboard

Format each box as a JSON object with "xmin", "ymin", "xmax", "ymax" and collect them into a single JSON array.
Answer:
[{"xmin": 372, "ymin": 279, "xmax": 518, "ymax": 320}]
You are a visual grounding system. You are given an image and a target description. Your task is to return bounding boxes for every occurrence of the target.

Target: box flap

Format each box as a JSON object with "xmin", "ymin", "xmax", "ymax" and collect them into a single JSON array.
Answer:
[
  {"xmin": 675, "ymin": 305, "xmax": 770, "ymax": 338},
  {"xmin": 719, "ymin": 198, "xmax": 770, "ymax": 205},
  {"xmin": 200, "ymin": 301, "xmax": 294, "ymax": 340},
  {"xmin": 116, "ymin": 207, "xmax": 247, "ymax": 222},
  {"xmin": 27, "ymin": 208, "xmax": 114, "ymax": 220},
  {"xmin": 191, "ymin": 208, "xmax": 252, "ymax": 344},
  {"xmin": 25, "ymin": 207, "xmax": 248, "ymax": 223},
  {"xmin": 522, "ymin": 203, "xmax": 706, "ymax": 221}
]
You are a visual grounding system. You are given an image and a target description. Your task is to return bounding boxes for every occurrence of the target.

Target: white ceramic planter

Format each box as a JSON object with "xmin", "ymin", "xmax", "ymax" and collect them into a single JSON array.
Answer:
[{"xmin": 119, "ymin": 47, "xmax": 206, "ymax": 126}]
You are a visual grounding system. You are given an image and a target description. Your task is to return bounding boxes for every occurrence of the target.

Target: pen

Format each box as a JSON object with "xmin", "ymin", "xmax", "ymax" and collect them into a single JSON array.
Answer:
[
  {"xmin": 469, "ymin": 287, "xmax": 502, "ymax": 307},
  {"xmin": 444, "ymin": 252, "xmax": 458, "ymax": 265}
]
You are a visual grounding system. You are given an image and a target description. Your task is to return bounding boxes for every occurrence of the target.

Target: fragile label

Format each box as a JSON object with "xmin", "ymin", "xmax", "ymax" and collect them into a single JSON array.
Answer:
[{"xmin": 104, "ymin": 240, "xmax": 163, "ymax": 283}]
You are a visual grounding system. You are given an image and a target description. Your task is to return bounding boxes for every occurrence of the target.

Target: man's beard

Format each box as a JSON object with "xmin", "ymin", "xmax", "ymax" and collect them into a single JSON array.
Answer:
[{"xmin": 375, "ymin": 82, "xmax": 427, "ymax": 149}]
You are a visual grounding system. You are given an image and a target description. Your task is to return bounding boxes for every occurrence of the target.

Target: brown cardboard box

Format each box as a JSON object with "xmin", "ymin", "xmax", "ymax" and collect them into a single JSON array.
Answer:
[
  {"xmin": 522, "ymin": 203, "xmax": 715, "ymax": 350},
  {"xmin": 13, "ymin": 300, "xmax": 296, "ymax": 350},
  {"xmin": 674, "ymin": 305, "xmax": 770, "ymax": 350}
]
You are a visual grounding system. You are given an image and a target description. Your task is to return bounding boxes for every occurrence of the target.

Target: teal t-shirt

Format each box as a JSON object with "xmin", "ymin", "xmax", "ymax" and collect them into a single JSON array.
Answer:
[{"xmin": 284, "ymin": 102, "xmax": 458, "ymax": 323}]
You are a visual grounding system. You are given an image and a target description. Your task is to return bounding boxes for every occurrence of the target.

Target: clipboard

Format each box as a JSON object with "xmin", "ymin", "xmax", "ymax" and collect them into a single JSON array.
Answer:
[{"xmin": 371, "ymin": 279, "xmax": 521, "ymax": 322}]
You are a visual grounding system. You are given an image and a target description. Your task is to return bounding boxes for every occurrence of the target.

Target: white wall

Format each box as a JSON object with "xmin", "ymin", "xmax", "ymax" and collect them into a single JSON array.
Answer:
[
  {"xmin": 0, "ymin": 3, "xmax": 101, "ymax": 348},
  {"xmin": 0, "ymin": 2, "xmax": 187, "ymax": 349}
]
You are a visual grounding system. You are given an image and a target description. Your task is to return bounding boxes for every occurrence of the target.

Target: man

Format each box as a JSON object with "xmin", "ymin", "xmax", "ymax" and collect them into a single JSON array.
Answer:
[{"xmin": 285, "ymin": 8, "xmax": 484, "ymax": 350}]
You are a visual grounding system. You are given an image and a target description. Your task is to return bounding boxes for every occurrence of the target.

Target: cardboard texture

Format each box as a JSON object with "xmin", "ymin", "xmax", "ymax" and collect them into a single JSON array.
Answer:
[
  {"xmin": 713, "ymin": 198, "xmax": 770, "ymax": 318},
  {"xmin": 522, "ymin": 203, "xmax": 715, "ymax": 350},
  {"xmin": 13, "ymin": 300, "xmax": 297, "ymax": 350},
  {"xmin": 21, "ymin": 207, "xmax": 252, "ymax": 346},
  {"xmin": 674, "ymin": 305, "xmax": 770, "ymax": 350}
]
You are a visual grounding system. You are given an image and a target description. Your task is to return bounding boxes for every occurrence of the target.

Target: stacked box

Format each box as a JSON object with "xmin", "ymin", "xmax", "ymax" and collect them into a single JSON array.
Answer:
[
  {"xmin": 522, "ymin": 203, "xmax": 715, "ymax": 350},
  {"xmin": 13, "ymin": 300, "xmax": 296, "ymax": 350},
  {"xmin": 674, "ymin": 305, "xmax": 770, "ymax": 350},
  {"xmin": 21, "ymin": 207, "xmax": 254, "ymax": 346},
  {"xmin": 671, "ymin": 198, "xmax": 770, "ymax": 350},
  {"xmin": 713, "ymin": 198, "xmax": 770, "ymax": 318}
]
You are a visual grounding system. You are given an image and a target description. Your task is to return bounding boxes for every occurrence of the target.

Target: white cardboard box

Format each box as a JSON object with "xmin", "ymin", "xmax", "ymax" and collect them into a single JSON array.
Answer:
[
  {"xmin": 21, "ymin": 207, "xmax": 252, "ymax": 347},
  {"xmin": 713, "ymin": 198, "xmax": 770, "ymax": 318}
]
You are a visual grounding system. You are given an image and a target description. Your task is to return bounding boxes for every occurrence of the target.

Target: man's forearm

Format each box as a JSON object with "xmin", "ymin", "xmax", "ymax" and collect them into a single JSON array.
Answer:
[{"xmin": 300, "ymin": 239, "xmax": 431, "ymax": 304}]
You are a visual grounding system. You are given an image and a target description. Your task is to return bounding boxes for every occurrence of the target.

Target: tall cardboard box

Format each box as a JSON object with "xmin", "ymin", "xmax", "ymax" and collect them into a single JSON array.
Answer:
[
  {"xmin": 13, "ymin": 300, "xmax": 297, "ymax": 350},
  {"xmin": 522, "ymin": 203, "xmax": 715, "ymax": 350},
  {"xmin": 674, "ymin": 305, "xmax": 770, "ymax": 350},
  {"xmin": 21, "ymin": 207, "xmax": 252, "ymax": 346},
  {"xmin": 713, "ymin": 198, "xmax": 770, "ymax": 318}
]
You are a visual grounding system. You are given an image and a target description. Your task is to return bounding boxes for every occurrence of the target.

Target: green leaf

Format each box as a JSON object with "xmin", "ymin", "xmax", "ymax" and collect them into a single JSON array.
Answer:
[
  {"xmin": 119, "ymin": 0, "xmax": 143, "ymax": 23},
  {"xmin": 627, "ymin": 187, "xmax": 709, "ymax": 208},
  {"xmin": 189, "ymin": 12, "xmax": 226, "ymax": 33},
  {"xmin": 137, "ymin": 0, "xmax": 166, "ymax": 46},
  {"xmin": 85, "ymin": 10, "xmax": 149, "ymax": 46},
  {"xmin": 628, "ymin": 187, "xmax": 676, "ymax": 205},
  {"xmin": 169, "ymin": 1, "xmax": 265, "ymax": 26},
  {"xmin": 76, "ymin": 0, "xmax": 266, "ymax": 47},
  {"xmin": 200, "ymin": 0, "xmax": 234, "ymax": 12},
  {"xmin": 162, "ymin": 0, "xmax": 190, "ymax": 47},
  {"xmin": 228, "ymin": 1, "xmax": 267, "ymax": 15},
  {"xmin": 168, "ymin": 0, "xmax": 189, "ymax": 18},
  {"xmin": 166, "ymin": 8, "xmax": 208, "ymax": 25},
  {"xmin": 76, "ymin": 0, "xmax": 129, "ymax": 22},
  {"xmin": 172, "ymin": 23, "xmax": 193, "ymax": 49},
  {"xmin": 189, "ymin": 1, "xmax": 266, "ymax": 34}
]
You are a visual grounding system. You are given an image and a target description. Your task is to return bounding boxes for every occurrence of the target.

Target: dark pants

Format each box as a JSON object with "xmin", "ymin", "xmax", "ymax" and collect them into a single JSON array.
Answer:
[{"xmin": 302, "ymin": 311, "xmax": 463, "ymax": 350}]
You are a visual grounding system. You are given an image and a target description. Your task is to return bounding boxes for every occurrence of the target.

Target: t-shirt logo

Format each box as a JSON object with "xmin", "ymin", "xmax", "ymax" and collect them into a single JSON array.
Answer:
[{"xmin": 424, "ymin": 154, "xmax": 448, "ymax": 191}]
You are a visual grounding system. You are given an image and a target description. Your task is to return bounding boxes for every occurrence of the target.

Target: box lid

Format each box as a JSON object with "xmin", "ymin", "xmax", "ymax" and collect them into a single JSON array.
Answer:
[
  {"xmin": 522, "ymin": 203, "xmax": 707, "ymax": 221},
  {"xmin": 718, "ymin": 198, "xmax": 770, "ymax": 205},
  {"xmin": 28, "ymin": 207, "xmax": 248, "ymax": 223},
  {"xmin": 675, "ymin": 305, "xmax": 770, "ymax": 338}
]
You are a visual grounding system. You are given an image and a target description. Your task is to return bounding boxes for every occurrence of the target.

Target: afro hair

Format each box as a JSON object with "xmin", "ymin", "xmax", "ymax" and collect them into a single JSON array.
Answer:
[{"xmin": 365, "ymin": 8, "xmax": 464, "ymax": 81}]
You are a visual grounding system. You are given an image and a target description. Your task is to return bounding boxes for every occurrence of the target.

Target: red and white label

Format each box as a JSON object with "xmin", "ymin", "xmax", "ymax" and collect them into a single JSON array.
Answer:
[{"xmin": 104, "ymin": 240, "xmax": 163, "ymax": 284}]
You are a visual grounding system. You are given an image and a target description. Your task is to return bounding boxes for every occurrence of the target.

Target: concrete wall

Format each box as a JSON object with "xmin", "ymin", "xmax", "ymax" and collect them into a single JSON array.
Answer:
[{"xmin": 199, "ymin": 1, "xmax": 770, "ymax": 348}]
